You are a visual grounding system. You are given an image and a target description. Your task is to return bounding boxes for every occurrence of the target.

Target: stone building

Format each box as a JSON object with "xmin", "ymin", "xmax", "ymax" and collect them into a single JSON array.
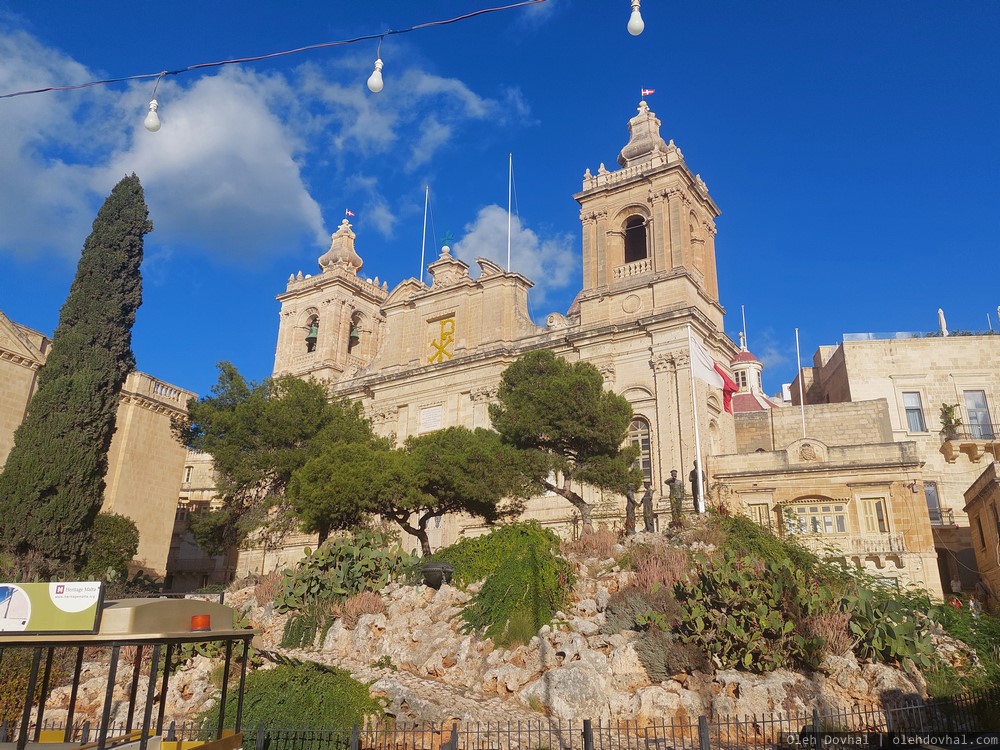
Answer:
[
  {"xmin": 167, "ymin": 451, "xmax": 238, "ymax": 591},
  {"xmin": 713, "ymin": 400, "xmax": 942, "ymax": 598},
  {"xmin": 251, "ymin": 100, "xmax": 740, "ymax": 572},
  {"xmin": 792, "ymin": 333, "xmax": 1000, "ymax": 595},
  {"xmin": 0, "ymin": 311, "xmax": 193, "ymax": 576},
  {"xmin": 963, "ymin": 462, "xmax": 1000, "ymax": 612}
]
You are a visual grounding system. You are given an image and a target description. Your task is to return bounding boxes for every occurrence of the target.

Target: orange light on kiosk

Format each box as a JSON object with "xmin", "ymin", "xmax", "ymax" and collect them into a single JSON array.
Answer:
[{"xmin": 190, "ymin": 614, "xmax": 211, "ymax": 632}]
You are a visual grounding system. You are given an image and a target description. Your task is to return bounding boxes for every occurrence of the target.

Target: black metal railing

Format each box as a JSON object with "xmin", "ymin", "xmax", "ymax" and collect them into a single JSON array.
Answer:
[
  {"xmin": 928, "ymin": 507, "xmax": 956, "ymax": 526},
  {"xmin": 3, "ymin": 685, "xmax": 997, "ymax": 750}
]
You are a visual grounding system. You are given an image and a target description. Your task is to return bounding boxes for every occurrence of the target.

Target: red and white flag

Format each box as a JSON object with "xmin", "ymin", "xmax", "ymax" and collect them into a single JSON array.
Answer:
[
  {"xmin": 641, "ymin": 88, "xmax": 655, "ymax": 97},
  {"xmin": 689, "ymin": 334, "xmax": 739, "ymax": 414},
  {"xmin": 345, "ymin": 209, "xmax": 355, "ymax": 217}
]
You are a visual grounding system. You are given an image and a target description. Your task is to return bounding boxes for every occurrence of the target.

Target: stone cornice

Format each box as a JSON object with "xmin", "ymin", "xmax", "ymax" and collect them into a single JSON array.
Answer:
[{"xmin": 0, "ymin": 349, "xmax": 43, "ymax": 371}]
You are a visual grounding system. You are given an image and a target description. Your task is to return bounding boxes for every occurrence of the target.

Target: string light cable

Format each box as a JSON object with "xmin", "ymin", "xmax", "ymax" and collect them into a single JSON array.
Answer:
[{"xmin": 0, "ymin": 0, "xmax": 547, "ymax": 101}]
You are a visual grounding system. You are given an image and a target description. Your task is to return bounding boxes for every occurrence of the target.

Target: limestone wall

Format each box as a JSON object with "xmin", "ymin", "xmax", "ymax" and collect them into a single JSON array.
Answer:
[
  {"xmin": 734, "ymin": 400, "xmax": 892, "ymax": 454},
  {"xmin": 103, "ymin": 372, "xmax": 195, "ymax": 575}
]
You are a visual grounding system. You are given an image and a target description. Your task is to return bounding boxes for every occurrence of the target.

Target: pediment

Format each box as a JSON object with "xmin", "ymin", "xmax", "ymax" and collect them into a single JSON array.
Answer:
[
  {"xmin": 0, "ymin": 312, "xmax": 47, "ymax": 365},
  {"xmin": 383, "ymin": 278, "xmax": 426, "ymax": 306}
]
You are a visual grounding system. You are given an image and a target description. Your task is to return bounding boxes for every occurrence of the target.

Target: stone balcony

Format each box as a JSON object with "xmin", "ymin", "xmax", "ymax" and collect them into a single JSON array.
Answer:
[
  {"xmin": 614, "ymin": 258, "xmax": 651, "ymax": 280},
  {"xmin": 797, "ymin": 531, "xmax": 906, "ymax": 558},
  {"xmin": 940, "ymin": 427, "xmax": 1000, "ymax": 464}
]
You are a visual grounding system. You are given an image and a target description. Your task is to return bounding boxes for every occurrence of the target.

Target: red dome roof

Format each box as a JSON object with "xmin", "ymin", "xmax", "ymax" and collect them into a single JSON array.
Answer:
[{"xmin": 730, "ymin": 350, "xmax": 759, "ymax": 365}]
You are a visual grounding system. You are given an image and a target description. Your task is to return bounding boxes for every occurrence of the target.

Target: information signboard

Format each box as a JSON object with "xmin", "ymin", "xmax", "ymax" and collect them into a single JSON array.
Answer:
[{"xmin": 0, "ymin": 581, "xmax": 103, "ymax": 635}]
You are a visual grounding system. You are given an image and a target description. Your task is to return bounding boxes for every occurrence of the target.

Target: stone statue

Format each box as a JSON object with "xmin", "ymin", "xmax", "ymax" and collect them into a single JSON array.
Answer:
[
  {"xmin": 641, "ymin": 482, "xmax": 655, "ymax": 533},
  {"xmin": 665, "ymin": 469, "xmax": 684, "ymax": 526},
  {"xmin": 624, "ymin": 483, "xmax": 637, "ymax": 535}
]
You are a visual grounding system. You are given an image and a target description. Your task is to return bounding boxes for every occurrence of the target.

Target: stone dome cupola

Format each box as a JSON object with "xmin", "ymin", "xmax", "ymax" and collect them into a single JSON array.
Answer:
[
  {"xmin": 617, "ymin": 100, "xmax": 670, "ymax": 167},
  {"xmin": 319, "ymin": 219, "xmax": 363, "ymax": 274},
  {"xmin": 730, "ymin": 332, "xmax": 764, "ymax": 394}
]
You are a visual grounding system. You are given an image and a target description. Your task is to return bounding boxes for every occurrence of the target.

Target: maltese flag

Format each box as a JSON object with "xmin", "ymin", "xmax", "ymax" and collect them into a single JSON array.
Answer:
[
  {"xmin": 345, "ymin": 209, "xmax": 355, "ymax": 217},
  {"xmin": 641, "ymin": 88, "xmax": 655, "ymax": 97},
  {"xmin": 689, "ymin": 333, "xmax": 739, "ymax": 414}
]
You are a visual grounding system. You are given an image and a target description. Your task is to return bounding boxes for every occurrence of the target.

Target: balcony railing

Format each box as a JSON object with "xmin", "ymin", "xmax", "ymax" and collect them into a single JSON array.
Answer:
[
  {"xmin": 928, "ymin": 507, "xmax": 955, "ymax": 526},
  {"xmin": 941, "ymin": 425, "xmax": 997, "ymax": 442},
  {"xmin": 795, "ymin": 531, "xmax": 906, "ymax": 556}
]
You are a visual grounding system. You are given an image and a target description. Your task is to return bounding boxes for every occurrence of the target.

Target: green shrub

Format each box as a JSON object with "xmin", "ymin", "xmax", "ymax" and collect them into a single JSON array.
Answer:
[
  {"xmin": 930, "ymin": 604, "xmax": 1000, "ymax": 689},
  {"xmin": 204, "ymin": 663, "xmax": 383, "ymax": 729},
  {"xmin": 275, "ymin": 530, "xmax": 416, "ymax": 614},
  {"xmin": 721, "ymin": 514, "xmax": 819, "ymax": 572},
  {"xmin": 79, "ymin": 513, "xmax": 140, "ymax": 578},
  {"xmin": 673, "ymin": 552, "xmax": 825, "ymax": 672},
  {"xmin": 633, "ymin": 628, "xmax": 710, "ymax": 681},
  {"xmin": 431, "ymin": 522, "xmax": 575, "ymax": 646},
  {"xmin": 0, "ymin": 648, "xmax": 76, "ymax": 723},
  {"xmin": 601, "ymin": 585, "xmax": 681, "ymax": 634}
]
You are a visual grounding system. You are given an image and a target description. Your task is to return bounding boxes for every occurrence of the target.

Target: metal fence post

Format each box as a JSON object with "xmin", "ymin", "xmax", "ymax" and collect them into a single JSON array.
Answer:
[
  {"xmin": 255, "ymin": 724, "xmax": 266, "ymax": 750},
  {"xmin": 350, "ymin": 723, "xmax": 360, "ymax": 750},
  {"xmin": 582, "ymin": 719, "xmax": 594, "ymax": 750},
  {"xmin": 0, "ymin": 720, "xmax": 8, "ymax": 743},
  {"xmin": 697, "ymin": 716, "xmax": 709, "ymax": 750},
  {"xmin": 812, "ymin": 709, "xmax": 820, "ymax": 733},
  {"xmin": 445, "ymin": 724, "xmax": 458, "ymax": 750},
  {"xmin": 166, "ymin": 721, "xmax": 176, "ymax": 742},
  {"xmin": 81, "ymin": 721, "xmax": 91, "ymax": 744}
]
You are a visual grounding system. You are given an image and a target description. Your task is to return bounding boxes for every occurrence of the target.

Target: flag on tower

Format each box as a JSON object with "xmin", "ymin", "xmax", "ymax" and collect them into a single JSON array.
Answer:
[
  {"xmin": 345, "ymin": 209, "xmax": 355, "ymax": 217},
  {"xmin": 688, "ymin": 332, "xmax": 739, "ymax": 414},
  {"xmin": 641, "ymin": 88, "xmax": 655, "ymax": 97}
]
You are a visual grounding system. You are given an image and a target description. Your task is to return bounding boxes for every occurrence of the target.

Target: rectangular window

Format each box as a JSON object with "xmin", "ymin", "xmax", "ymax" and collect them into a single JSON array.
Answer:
[
  {"xmin": 902, "ymin": 392, "xmax": 926, "ymax": 432},
  {"xmin": 748, "ymin": 503, "xmax": 771, "ymax": 530},
  {"xmin": 793, "ymin": 504, "xmax": 847, "ymax": 535},
  {"xmin": 963, "ymin": 390, "xmax": 995, "ymax": 439},
  {"xmin": 862, "ymin": 498, "xmax": 889, "ymax": 533},
  {"xmin": 976, "ymin": 516, "xmax": 987, "ymax": 548},
  {"xmin": 924, "ymin": 482, "xmax": 941, "ymax": 524},
  {"xmin": 184, "ymin": 466, "xmax": 193, "ymax": 483}
]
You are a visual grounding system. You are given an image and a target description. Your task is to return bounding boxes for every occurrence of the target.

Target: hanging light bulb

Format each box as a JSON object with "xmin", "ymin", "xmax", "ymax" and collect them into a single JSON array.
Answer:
[
  {"xmin": 628, "ymin": 0, "xmax": 644, "ymax": 35},
  {"xmin": 367, "ymin": 58, "xmax": 384, "ymax": 93},
  {"xmin": 143, "ymin": 99, "xmax": 161, "ymax": 132}
]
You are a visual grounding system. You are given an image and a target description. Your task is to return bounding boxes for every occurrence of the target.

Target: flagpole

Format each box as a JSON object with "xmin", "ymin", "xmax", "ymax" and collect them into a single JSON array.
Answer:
[
  {"xmin": 420, "ymin": 185, "xmax": 429, "ymax": 283},
  {"xmin": 687, "ymin": 325, "xmax": 706, "ymax": 514},
  {"xmin": 795, "ymin": 327, "xmax": 806, "ymax": 438},
  {"xmin": 507, "ymin": 152, "xmax": 513, "ymax": 272}
]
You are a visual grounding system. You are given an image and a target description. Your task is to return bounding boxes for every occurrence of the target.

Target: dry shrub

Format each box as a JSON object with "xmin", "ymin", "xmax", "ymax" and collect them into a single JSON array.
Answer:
[
  {"xmin": 562, "ymin": 527, "xmax": 619, "ymax": 559},
  {"xmin": 337, "ymin": 591, "xmax": 385, "ymax": 629},
  {"xmin": 253, "ymin": 570, "xmax": 283, "ymax": 606},
  {"xmin": 632, "ymin": 545, "xmax": 690, "ymax": 592},
  {"xmin": 801, "ymin": 610, "xmax": 852, "ymax": 657}
]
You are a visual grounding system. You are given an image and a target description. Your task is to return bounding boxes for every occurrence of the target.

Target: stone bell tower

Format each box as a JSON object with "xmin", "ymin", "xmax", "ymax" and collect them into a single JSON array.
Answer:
[
  {"xmin": 272, "ymin": 219, "xmax": 389, "ymax": 382},
  {"xmin": 573, "ymin": 101, "xmax": 724, "ymax": 331}
]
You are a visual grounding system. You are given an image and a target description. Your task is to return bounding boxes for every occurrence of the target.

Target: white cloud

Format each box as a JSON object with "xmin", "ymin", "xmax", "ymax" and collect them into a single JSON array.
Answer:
[
  {"xmin": 102, "ymin": 69, "xmax": 327, "ymax": 259},
  {"xmin": 453, "ymin": 205, "xmax": 576, "ymax": 307}
]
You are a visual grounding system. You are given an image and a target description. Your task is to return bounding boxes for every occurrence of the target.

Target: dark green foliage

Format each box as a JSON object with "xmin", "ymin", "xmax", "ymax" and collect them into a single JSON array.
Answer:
[
  {"xmin": 80, "ymin": 512, "xmax": 140, "ymax": 578},
  {"xmin": 673, "ymin": 552, "xmax": 826, "ymax": 672},
  {"xmin": 489, "ymin": 350, "xmax": 641, "ymax": 532},
  {"xmin": 0, "ymin": 175, "xmax": 150, "ymax": 567},
  {"xmin": 430, "ymin": 522, "xmax": 575, "ymax": 646},
  {"xmin": 841, "ymin": 585, "xmax": 934, "ymax": 668},
  {"xmin": 205, "ymin": 663, "xmax": 383, "ymax": 729},
  {"xmin": 176, "ymin": 364, "xmax": 375, "ymax": 550},
  {"xmin": 720, "ymin": 514, "xmax": 819, "ymax": 572},
  {"xmin": 290, "ymin": 426, "xmax": 544, "ymax": 555}
]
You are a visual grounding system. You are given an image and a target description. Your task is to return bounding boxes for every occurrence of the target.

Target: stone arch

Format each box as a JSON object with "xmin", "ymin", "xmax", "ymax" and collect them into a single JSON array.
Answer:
[
  {"xmin": 614, "ymin": 205, "xmax": 651, "ymax": 265},
  {"xmin": 627, "ymin": 415, "xmax": 653, "ymax": 484}
]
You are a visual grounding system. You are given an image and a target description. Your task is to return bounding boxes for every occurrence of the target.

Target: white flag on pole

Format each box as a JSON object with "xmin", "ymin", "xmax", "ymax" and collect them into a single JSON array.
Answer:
[{"xmin": 689, "ymin": 335, "xmax": 725, "ymax": 389}]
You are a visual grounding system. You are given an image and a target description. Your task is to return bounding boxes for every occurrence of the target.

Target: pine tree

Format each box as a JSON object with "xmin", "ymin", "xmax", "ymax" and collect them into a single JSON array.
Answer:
[{"xmin": 0, "ymin": 174, "xmax": 150, "ymax": 568}]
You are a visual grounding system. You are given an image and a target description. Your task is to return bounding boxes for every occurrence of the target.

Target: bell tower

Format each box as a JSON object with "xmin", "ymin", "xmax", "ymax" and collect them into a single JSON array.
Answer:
[
  {"xmin": 272, "ymin": 219, "xmax": 389, "ymax": 382},
  {"xmin": 573, "ymin": 101, "xmax": 724, "ymax": 330}
]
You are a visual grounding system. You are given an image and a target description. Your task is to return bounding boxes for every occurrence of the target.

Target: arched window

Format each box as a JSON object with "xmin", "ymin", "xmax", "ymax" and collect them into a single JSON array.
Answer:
[
  {"xmin": 305, "ymin": 316, "xmax": 319, "ymax": 353},
  {"xmin": 627, "ymin": 417, "xmax": 653, "ymax": 483},
  {"xmin": 347, "ymin": 312, "xmax": 362, "ymax": 355},
  {"xmin": 624, "ymin": 215, "xmax": 648, "ymax": 263}
]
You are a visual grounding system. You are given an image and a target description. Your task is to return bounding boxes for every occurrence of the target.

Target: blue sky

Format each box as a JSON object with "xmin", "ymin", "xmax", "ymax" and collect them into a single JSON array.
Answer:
[{"xmin": 1, "ymin": 1, "xmax": 998, "ymax": 399}]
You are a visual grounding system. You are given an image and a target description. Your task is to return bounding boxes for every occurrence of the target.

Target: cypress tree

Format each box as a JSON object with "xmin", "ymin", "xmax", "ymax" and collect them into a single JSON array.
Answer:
[{"xmin": 0, "ymin": 174, "xmax": 150, "ymax": 568}]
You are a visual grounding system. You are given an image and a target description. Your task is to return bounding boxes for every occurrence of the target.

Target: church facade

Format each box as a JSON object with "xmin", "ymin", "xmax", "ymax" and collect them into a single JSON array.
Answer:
[{"xmin": 241, "ymin": 101, "xmax": 740, "ymax": 571}]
